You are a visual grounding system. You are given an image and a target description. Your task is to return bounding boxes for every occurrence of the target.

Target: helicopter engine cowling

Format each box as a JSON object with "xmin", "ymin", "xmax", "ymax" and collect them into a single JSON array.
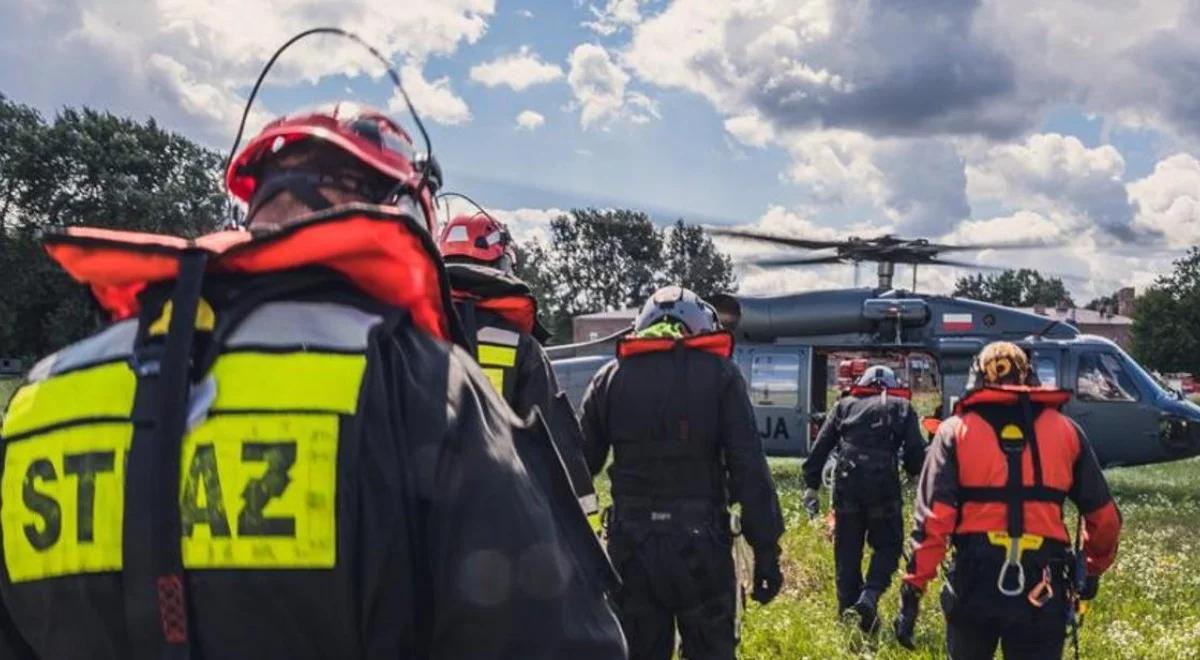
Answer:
[
  {"xmin": 712, "ymin": 291, "xmax": 931, "ymax": 341},
  {"xmin": 713, "ymin": 290, "xmax": 875, "ymax": 340}
]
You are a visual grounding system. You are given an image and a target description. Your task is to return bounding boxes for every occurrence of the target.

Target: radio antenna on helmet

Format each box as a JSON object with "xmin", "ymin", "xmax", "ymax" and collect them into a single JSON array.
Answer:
[
  {"xmin": 224, "ymin": 27, "xmax": 434, "ymax": 224},
  {"xmin": 437, "ymin": 191, "xmax": 497, "ymax": 224}
]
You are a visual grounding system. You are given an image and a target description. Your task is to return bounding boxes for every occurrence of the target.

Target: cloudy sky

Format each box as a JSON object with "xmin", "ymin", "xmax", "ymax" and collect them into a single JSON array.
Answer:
[{"xmin": 4, "ymin": 0, "xmax": 1200, "ymax": 300}]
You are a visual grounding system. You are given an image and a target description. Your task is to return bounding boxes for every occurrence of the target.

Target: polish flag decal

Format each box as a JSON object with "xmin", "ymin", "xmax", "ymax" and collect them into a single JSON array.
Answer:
[{"xmin": 942, "ymin": 313, "xmax": 974, "ymax": 332}]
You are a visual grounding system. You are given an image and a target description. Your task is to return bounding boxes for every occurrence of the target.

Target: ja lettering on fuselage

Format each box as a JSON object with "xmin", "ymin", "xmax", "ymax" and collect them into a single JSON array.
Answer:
[{"xmin": 551, "ymin": 288, "xmax": 1200, "ymax": 469}]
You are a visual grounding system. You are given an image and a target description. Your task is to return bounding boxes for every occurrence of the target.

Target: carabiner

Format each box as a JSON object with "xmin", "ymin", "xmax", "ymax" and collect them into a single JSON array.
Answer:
[
  {"xmin": 1027, "ymin": 567, "xmax": 1053, "ymax": 607},
  {"xmin": 997, "ymin": 541, "xmax": 1026, "ymax": 597}
]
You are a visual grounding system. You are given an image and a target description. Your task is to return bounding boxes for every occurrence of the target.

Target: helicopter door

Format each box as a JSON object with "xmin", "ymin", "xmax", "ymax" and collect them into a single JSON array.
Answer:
[
  {"xmin": 744, "ymin": 346, "xmax": 810, "ymax": 456},
  {"xmin": 1065, "ymin": 349, "xmax": 1159, "ymax": 466}
]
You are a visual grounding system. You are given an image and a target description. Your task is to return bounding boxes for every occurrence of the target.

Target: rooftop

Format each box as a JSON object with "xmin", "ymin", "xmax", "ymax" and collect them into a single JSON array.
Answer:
[
  {"xmin": 574, "ymin": 308, "xmax": 638, "ymax": 321},
  {"xmin": 1019, "ymin": 306, "xmax": 1132, "ymax": 326}
]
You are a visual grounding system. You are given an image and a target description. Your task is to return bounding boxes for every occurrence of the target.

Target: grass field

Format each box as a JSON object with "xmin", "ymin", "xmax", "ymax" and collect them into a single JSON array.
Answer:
[
  {"xmin": 1, "ymin": 379, "xmax": 1197, "ymax": 658},
  {"xmin": 0, "ymin": 377, "xmax": 15, "ymax": 417},
  {"xmin": 736, "ymin": 456, "xmax": 1200, "ymax": 659}
]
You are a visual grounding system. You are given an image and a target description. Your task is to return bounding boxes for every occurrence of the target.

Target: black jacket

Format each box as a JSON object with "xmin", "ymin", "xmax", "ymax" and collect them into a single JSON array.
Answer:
[
  {"xmin": 803, "ymin": 389, "xmax": 927, "ymax": 492},
  {"xmin": 0, "ymin": 270, "xmax": 625, "ymax": 659},
  {"xmin": 446, "ymin": 263, "xmax": 597, "ymax": 516},
  {"xmin": 580, "ymin": 345, "xmax": 783, "ymax": 555}
]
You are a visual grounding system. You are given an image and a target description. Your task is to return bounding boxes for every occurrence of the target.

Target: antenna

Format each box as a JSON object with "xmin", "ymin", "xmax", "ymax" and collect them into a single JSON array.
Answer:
[{"xmin": 224, "ymin": 27, "xmax": 434, "ymax": 227}]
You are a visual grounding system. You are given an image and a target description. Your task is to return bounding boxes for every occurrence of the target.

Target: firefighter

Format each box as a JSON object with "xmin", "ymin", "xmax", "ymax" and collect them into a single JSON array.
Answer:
[
  {"xmin": 894, "ymin": 341, "xmax": 1122, "ymax": 658},
  {"xmin": 438, "ymin": 209, "xmax": 600, "ymax": 527},
  {"xmin": 0, "ymin": 101, "xmax": 626, "ymax": 659},
  {"xmin": 580, "ymin": 286, "xmax": 785, "ymax": 660},
  {"xmin": 802, "ymin": 365, "xmax": 926, "ymax": 633}
]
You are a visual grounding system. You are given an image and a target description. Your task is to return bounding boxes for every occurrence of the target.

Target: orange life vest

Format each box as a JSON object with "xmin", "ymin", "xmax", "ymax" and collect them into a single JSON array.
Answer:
[
  {"xmin": 451, "ymin": 290, "xmax": 537, "ymax": 337},
  {"xmin": 952, "ymin": 386, "xmax": 1078, "ymax": 544},
  {"xmin": 43, "ymin": 204, "xmax": 453, "ymax": 341}
]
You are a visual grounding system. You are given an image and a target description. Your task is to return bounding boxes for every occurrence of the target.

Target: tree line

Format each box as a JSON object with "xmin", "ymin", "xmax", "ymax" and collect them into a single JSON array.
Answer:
[
  {"xmin": 0, "ymin": 94, "xmax": 226, "ymax": 361},
  {"xmin": 5, "ymin": 94, "xmax": 1200, "ymax": 373},
  {"xmin": 0, "ymin": 96, "xmax": 735, "ymax": 359}
]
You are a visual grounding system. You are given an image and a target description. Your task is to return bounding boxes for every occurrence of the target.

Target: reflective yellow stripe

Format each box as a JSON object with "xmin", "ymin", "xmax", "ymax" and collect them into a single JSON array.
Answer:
[
  {"xmin": 1, "ymin": 363, "xmax": 135, "ymax": 438},
  {"xmin": 149, "ymin": 298, "xmax": 216, "ymax": 336},
  {"xmin": 2, "ymin": 423, "xmax": 131, "ymax": 582},
  {"xmin": 481, "ymin": 367, "xmax": 506, "ymax": 394},
  {"xmin": 477, "ymin": 344, "xmax": 517, "ymax": 368},
  {"xmin": 180, "ymin": 414, "xmax": 338, "ymax": 569},
  {"xmin": 212, "ymin": 353, "xmax": 366, "ymax": 413}
]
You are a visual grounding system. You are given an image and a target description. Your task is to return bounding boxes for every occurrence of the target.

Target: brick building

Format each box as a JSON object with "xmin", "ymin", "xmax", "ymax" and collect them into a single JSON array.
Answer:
[
  {"xmin": 1020, "ymin": 287, "xmax": 1136, "ymax": 350},
  {"xmin": 572, "ymin": 308, "xmax": 637, "ymax": 343}
]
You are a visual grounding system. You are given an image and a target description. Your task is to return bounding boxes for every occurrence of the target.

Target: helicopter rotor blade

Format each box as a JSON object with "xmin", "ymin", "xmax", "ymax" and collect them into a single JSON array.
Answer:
[
  {"xmin": 923, "ymin": 257, "xmax": 1012, "ymax": 271},
  {"xmin": 926, "ymin": 239, "xmax": 1065, "ymax": 252},
  {"xmin": 706, "ymin": 228, "xmax": 848, "ymax": 251},
  {"xmin": 743, "ymin": 255, "xmax": 848, "ymax": 268}
]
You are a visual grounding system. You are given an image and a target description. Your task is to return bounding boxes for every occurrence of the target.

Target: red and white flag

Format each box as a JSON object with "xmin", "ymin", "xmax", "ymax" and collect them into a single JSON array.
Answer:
[{"xmin": 942, "ymin": 313, "xmax": 973, "ymax": 332}]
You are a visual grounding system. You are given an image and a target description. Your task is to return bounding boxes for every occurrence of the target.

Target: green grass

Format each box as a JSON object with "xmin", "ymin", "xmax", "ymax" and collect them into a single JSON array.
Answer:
[
  {"xmin": 730, "ymin": 457, "xmax": 1200, "ymax": 659},
  {"xmin": 2, "ymin": 372, "xmax": 1194, "ymax": 657},
  {"xmin": 0, "ymin": 377, "xmax": 16, "ymax": 414}
]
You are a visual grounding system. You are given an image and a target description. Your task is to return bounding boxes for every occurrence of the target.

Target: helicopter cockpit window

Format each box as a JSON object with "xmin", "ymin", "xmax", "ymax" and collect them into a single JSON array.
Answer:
[
  {"xmin": 1034, "ymin": 356, "xmax": 1058, "ymax": 388},
  {"xmin": 1076, "ymin": 352, "xmax": 1140, "ymax": 402},
  {"xmin": 750, "ymin": 352, "xmax": 800, "ymax": 408}
]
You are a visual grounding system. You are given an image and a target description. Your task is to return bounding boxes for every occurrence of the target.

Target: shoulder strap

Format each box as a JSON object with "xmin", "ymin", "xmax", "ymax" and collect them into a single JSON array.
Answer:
[{"xmin": 123, "ymin": 251, "xmax": 206, "ymax": 660}]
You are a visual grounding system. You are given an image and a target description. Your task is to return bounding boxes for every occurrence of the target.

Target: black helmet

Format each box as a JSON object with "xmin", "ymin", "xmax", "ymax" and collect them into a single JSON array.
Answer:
[
  {"xmin": 857, "ymin": 365, "xmax": 901, "ymax": 389},
  {"xmin": 634, "ymin": 286, "xmax": 718, "ymax": 334}
]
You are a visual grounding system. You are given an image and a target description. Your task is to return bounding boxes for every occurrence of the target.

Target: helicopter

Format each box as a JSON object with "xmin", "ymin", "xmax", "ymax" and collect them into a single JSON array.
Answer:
[{"xmin": 548, "ymin": 231, "xmax": 1200, "ymax": 468}]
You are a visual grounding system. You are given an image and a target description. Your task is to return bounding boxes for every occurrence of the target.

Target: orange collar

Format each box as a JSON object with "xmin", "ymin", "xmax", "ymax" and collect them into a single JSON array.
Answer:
[
  {"xmin": 955, "ymin": 386, "xmax": 1071, "ymax": 415},
  {"xmin": 849, "ymin": 385, "xmax": 913, "ymax": 400},
  {"xmin": 616, "ymin": 330, "xmax": 735, "ymax": 359},
  {"xmin": 43, "ymin": 204, "xmax": 453, "ymax": 341}
]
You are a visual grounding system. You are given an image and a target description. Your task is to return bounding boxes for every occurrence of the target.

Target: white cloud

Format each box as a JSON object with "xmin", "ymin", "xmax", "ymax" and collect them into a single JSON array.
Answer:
[
  {"xmin": 567, "ymin": 43, "xmax": 631, "ymax": 128},
  {"xmin": 626, "ymin": 91, "xmax": 660, "ymax": 124},
  {"xmin": 966, "ymin": 134, "xmax": 1132, "ymax": 239},
  {"xmin": 724, "ymin": 113, "xmax": 776, "ymax": 148},
  {"xmin": 0, "ymin": 0, "xmax": 495, "ymax": 143},
  {"xmin": 516, "ymin": 110, "xmax": 546, "ymax": 131},
  {"xmin": 778, "ymin": 131, "xmax": 970, "ymax": 236},
  {"xmin": 490, "ymin": 207, "xmax": 568, "ymax": 245},
  {"xmin": 469, "ymin": 47, "xmax": 564, "ymax": 91},
  {"xmin": 1129, "ymin": 154, "xmax": 1200, "ymax": 248},
  {"xmin": 392, "ymin": 63, "xmax": 471, "ymax": 126},
  {"xmin": 584, "ymin": 0, "xmax": 647, "ymax": 35},
  {"xmin": 517, "ymin": 9, "xmax": 534, "ymax": 19}
]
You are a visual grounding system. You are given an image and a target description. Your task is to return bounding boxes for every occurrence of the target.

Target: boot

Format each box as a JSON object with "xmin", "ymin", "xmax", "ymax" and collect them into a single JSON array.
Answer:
[{"xmin": 852, "ymin": 589, "xmax": 881, "ymax": 635}]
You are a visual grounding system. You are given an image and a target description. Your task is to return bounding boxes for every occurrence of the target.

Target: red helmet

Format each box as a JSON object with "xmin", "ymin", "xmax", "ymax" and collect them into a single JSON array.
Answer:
[
  {"xmin": 225, "ymin": 102, "xmax": 437, "ymax": 231},
  {"xmin": 438, "ymin": 212, "xmax": 517, "ymax": 271}
]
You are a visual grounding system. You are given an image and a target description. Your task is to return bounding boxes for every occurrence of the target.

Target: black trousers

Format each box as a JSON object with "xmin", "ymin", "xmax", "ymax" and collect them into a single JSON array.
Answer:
[
  {"xmin": 941, "ymin": 549, "xmax": 1070, "ymax": 660},
  {"xmin": 832, "ymin": 488, "xmax": 903, "ymax": 611},
  {"xmin": 607, "ymin": 524, "xmax": 737, "ymax": 660}
]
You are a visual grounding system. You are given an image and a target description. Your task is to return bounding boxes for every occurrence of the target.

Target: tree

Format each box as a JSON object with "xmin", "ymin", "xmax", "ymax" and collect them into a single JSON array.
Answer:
[
  {"xmin": 1131, "ymin": 249, "xmax": 1200, "ymax": 373},
  {"xmin": 662, "ymin": 219, "xmax": 737, "ymax": 301},
  {"xmin": 0, "ymin": 96, "xmax": 225, "ymax": 361},
  {"xmin": 520, "ymin": 210, "xmax": 737, "ymax": 342},
  {"xmin": 952, "ymin": 269, "xmax": 1074, "ymax": 308},
  {"xmin": 1085, "ymin": 293, "xmax": 1119, "ymax": 312}
]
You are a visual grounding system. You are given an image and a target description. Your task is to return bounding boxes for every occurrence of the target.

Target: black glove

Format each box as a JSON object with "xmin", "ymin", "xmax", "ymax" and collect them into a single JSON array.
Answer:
[
  {"xmin": 751, "ymin": 547, "xmax": 783, "ymax": 605},
  {"xmin": 892, "ymin": 583, "xmax": 921, "ymax": 650},
  {"xmin": 1080, "ymin": 574, "xmax": 1100, "ymax": 600},
  {"xmin": 802, "ymin": 488, "xmax": 820, "ymax": 520}
]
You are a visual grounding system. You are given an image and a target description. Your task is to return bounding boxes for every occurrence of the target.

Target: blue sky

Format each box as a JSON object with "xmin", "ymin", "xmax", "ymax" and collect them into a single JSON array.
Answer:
[{"xmin": 3, "ymin": 0, "xmax": 1200, "ymax": 299}]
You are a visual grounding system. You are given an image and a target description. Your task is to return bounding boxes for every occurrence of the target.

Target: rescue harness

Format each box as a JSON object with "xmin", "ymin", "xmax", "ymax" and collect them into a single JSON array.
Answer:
[{"xmin": 953, "ymin": 386, "xmax": 1073, "ymax": 598}]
